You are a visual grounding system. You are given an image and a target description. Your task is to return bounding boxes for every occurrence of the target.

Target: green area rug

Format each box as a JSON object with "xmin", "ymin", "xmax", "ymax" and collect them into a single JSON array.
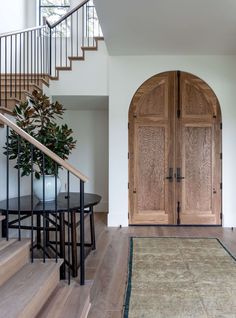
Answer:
[{"xmin": 124, "ymin": 237, "xmax": 236, "ymax": 318}]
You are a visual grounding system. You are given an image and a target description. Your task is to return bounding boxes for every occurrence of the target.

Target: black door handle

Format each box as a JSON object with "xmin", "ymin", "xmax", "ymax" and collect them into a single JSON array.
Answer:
[
  {"xmin": 166, "ymin": 168, "xmax": 173, "ymax": 182},
  {"xmin": 176, "ymin": 168, "xmax": 185, "ymax": 182}
]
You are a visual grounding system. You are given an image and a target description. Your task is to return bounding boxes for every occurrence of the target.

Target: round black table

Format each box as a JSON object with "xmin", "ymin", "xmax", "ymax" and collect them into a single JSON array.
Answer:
[
  {"xmin": 0, "ymin": 192, "xmax": 101, "ymax": 278},
  {"xmin": 0, "ymin": 192, "xmax": 101, "ymax": 213}
]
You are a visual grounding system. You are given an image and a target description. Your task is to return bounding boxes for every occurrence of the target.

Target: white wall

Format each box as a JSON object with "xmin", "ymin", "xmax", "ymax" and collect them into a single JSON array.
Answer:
[
  {"xmin": 108, "ymin": 55, "xmax": 236, "ymax": 227},
  {"xmin": 0, "ymin": 0, "xmax": 27, "ymax": 33},
  {"xmin": 49, "ymin": 41, "xmax": 108, "ymax": 96},
  {"xmin": 59, "ymin": 109, "xmax": 108, "ymax": 212}
]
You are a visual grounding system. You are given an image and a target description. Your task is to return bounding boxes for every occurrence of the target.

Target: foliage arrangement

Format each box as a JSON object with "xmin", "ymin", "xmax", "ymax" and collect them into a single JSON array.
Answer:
[{"xmin": 5, "ymin": 90, "xmax": 76, "ymax": 178}]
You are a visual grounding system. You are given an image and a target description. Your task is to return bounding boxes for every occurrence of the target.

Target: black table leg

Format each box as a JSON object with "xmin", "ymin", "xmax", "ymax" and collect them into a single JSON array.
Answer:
[
  {"xmin": 71, "ymin": 210, "xmax": 78, "ymax": 277},
  {"xmin": 59, "ymin": 212, "xmax": 66, "ymax": 279},
  {"xmin": 46, "ymin": 212, "xmax": 49, "ymax": 247},
  {"xmin": 36, "ymin": 214, "xmax": 41, "ymax": 249},
  {"xmin": 90, "ymin": 206, "xmax": 96, "ymax": 250},
  {"xmin": 2, "ymin": 216, "xmax": 6, "ymax": 238}
]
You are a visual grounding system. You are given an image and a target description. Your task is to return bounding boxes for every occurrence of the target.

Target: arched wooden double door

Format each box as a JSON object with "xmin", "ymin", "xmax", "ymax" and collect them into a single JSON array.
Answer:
[{"xmin": 128, "ymin": 71, "xmax": 222, "ymax": 225}]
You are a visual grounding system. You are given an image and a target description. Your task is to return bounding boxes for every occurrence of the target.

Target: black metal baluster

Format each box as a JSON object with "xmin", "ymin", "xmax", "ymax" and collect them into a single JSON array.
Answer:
[
  {"xmin": 31, "ymin": 31, "xmax": 33, "ymax": 85},
  {"xmin": 15, "ymin": 35, "xmax": 17, "ymax": 100},
  {"xmin": 71, "ymin": 15, "xmax": 73, "ymax": 57},
  {"xmin": 67, "ymin": 171, "xmax": 71, "ymax": 284},
  {"xmin": 76, "ymin": 10, "xmax": 79, "ymax": 56},
  {"xmin": 5, "ymin": 36, "xmax": 7, "ymax": 107},
  {"xmin": 60, "ymin": 23, "xmax": 62, "ymax": 67},
  {"xmin": 80, "ymin": 179, "xmax": 85, "ymax": 285},
  {"xmin": 55, "ymin": 27, "xmax": 57, "ymax": 74},
  {"xmin": 87, "ymin": 3, "xmax": 89, "ymax": 46},
  {"xmin": 93, "ymin": 4, "xmax": 95, "ymax": 46},
  {"xmin": 40, "ymin": 29, "xmax": 43, "ymax": 79},
  {"xmin": 30, "ymin": 144, "xmax": 34, "ymax": 262},
  {"xmin": 49, "ymin": 27, "xmax": 52, "ymax": 76},
  {"xmin": 82, "ymin": 6, "xmax": 84, "ymax": 47},
  {"xmin": 42, "ymin": 153, "xmax": 46, "ymax": 263},
  {"xmin": 23, "ymin": 32, "xmax": 26, "ymax": 90},
  {"xmin": 10, "ymin": 35, "xmax": 12, "ymax": 97},
  {"xmin": 19, "ymin": 33, "xmax": 22, "ymax": 100},
  {"xmin": 65, "ymin": 19, "xmax": 68, "ymax": 67},
  {"xmin": 6, "ymin": 127, "xmax": 9, "ymax": 241},
  {"xmin": 42, "ymin": 28, "xmax": 45, "ymax": 78},
  {"xmin": 55, "ymin": 163, "xmax": 58, "ymax": 263},
  {"xmin": 44, "ymin": 27, "xmax": 48, "ymax": 77},
  {"xmin": 17, "ymin": 135, "xmax": 21, "ymax": 241},
  {"xmin": 27, "ymin": 32, "xmax": 29, "ymax": 91},
  {"xmin": 37, "ymin": 30, "xmax": 39, "ymax": 85},
  {"xmin": 34, "ymin": 30, "xmax": 36, "ymax": 84}
]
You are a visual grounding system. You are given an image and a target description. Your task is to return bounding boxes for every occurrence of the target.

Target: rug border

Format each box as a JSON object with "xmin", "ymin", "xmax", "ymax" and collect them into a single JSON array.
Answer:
[{"xmin": 122, "ymin": 236, "xmax": 236, "ymax": 318}]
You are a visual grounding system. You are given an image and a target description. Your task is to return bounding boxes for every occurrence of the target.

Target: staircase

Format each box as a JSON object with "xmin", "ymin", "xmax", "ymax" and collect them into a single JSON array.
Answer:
[
  {"xmin": 0, "ymin": 238, "xmax": 62, "ymax": 318},
  {"xmin": 0, "ymin": 0, "xmax": 103, "ymax": 316},
  {"xmin": 0, "ymin": 0, "xmax": 103, "ymax": 111}
]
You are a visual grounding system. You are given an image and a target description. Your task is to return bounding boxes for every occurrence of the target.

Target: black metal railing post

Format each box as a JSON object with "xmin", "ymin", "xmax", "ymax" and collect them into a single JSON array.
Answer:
[
  {"xmin": 49, "ymin": 27, "xmax": 52, "ymax": 76},
  {"xmin": 80, "ymin": 179, "xmax": 85, "ymax": 285},
  {"xmin": 30, "ymin": 144, "xmax": 34, "ymax": 262},
  {"xmin": 42, "ymin": 153, "xmax": 46, "ymax": 262},
  {"xmin": 6, "ymin": 127, "xmax": 9, "ymax": 241},
  {"xmin": 67, "ymin": 171, "xmax": 71, "ymax": 284},
  {"xmin": 17, "ymin": 135, "xmax": 21, "ymax": 241}
]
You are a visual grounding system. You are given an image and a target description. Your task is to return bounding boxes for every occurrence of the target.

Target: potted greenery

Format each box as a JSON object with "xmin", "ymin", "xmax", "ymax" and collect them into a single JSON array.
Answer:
[{"xmin": 5, "ymin": 90, "xmax": 76, "ymax": 201}]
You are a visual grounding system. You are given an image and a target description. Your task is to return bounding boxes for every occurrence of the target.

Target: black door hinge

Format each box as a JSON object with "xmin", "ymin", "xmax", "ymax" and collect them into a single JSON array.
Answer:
[
  {"xmin": 128, "ymin": 183, "xmax": 129, "ymax": 189},
  {"xmin": 177, "ymin": 201, "xmax": 181, "ymax": 225},
  {"xmin": 220, "ymin": 153, "xmax": 222, "ymax": 160},
  {"xmin": 220, "ymin": 123, "xmax": 222, "ymax": 130},
  {"xmin": 220, "ymin": 212, "xmax": 223, "ymax": 220},
  {"xmin": 177, "ymin": 109, "xmax": 181, "ymax": 118},
  {"xmin": 128, "ymin": 152, "xmax": 129, "ymax": 159},
  {"xmin": 220, "ymin": 182, "xmax": 222, "ymax": 190}
]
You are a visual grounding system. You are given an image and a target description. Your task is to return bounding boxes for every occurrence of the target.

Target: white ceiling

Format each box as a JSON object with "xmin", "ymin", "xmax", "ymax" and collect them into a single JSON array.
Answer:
[
  {"xmin": 52, "ymin": 96, "xmax": 108, "ymax": 111},
  {"xmin": 94, "ymin": 0, "xmax": 236, "ymax": 55}
]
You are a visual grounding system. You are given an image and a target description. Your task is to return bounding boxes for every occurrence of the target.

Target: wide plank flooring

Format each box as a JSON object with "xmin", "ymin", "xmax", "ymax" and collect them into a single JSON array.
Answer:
[{"xmin": 87, "ymin": 217, "xmax": 236, "ymax": 318}]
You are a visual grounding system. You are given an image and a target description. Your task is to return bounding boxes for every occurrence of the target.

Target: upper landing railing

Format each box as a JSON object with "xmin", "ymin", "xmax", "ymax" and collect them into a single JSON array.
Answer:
[{"xmin": 0, "ymin": 0, "xmax": 103, "ymax": 107}]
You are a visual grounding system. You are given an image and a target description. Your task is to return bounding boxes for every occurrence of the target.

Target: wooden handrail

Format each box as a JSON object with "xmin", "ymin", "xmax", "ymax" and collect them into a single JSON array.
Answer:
[{"xmin": 0, "ymin": 113, "xmax": 88, "ymax": 182}]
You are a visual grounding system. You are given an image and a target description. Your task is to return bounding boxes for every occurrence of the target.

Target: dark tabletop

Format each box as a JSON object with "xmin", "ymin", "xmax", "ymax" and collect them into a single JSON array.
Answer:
[{"xmin": 0, "ymin": 192, "xmax": 102, "ymax": 213}]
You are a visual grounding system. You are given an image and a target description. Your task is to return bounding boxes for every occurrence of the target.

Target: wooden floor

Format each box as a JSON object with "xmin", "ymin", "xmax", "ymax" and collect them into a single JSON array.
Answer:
[{"xmin": 86, "ymin": 215, "xmax": 236, "ymax": 318}]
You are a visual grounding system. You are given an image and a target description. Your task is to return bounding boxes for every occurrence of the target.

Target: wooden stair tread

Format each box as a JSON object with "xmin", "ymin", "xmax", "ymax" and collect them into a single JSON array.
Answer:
[
  {"xmin": 0, "ymin": 239, "xmax": 30, "ymax": 287},
  {"xmin": 0, "ymin": 259, "xmax": 63, "ymax": 318},
  {"xmin": 0, "ymin": 238, "xmax": 16, "ymax": 253},
  {"xmin": 0, "ymin": 239, "xmax": 30, "ymax": 265},
  {"xmin": 37, "ymin": 280, "xmax": 91, "ymax": 318}
]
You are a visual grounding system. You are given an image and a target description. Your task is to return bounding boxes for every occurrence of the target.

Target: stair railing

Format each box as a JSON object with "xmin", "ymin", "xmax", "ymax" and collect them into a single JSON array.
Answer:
[
  {"xmin": 0, "ymin": 0, "xmax": 102, "ymax": 107},
  {"xmin": 0, "ymin": 112, "xmax": 88, "ymax": 285}
]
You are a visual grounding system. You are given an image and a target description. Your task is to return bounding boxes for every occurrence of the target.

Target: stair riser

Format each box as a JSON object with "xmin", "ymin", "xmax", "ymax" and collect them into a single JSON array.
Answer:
[
  {"xmin": 0, "ymin": 99, "xmax": 19, "ymax": 109},
  {"xmin": 0, "ymin": 83, "xmax": 43, "ymax": 90},
  {"xmin": 1, "ymin": 92, "xmax": 29, "ymax": 102},
  {"xmin": 19, "ymin": 267, "xmax": 60, "ymax": 318},
  {"xmin": 0, "ymin": 242, "xmax": 30, "ymax": 287}
]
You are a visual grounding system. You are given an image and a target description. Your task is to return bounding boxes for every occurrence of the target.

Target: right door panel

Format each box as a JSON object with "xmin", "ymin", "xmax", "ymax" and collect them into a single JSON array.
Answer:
[{"xmin": 176, "ymin": 72, "xmax": 222, "ymax": 225}]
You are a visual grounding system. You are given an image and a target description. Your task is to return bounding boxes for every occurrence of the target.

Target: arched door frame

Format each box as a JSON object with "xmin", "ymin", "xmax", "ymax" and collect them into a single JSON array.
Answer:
[{"xmin": 128, "ymin": 71, "xmax": 222, "ymax": 225}]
